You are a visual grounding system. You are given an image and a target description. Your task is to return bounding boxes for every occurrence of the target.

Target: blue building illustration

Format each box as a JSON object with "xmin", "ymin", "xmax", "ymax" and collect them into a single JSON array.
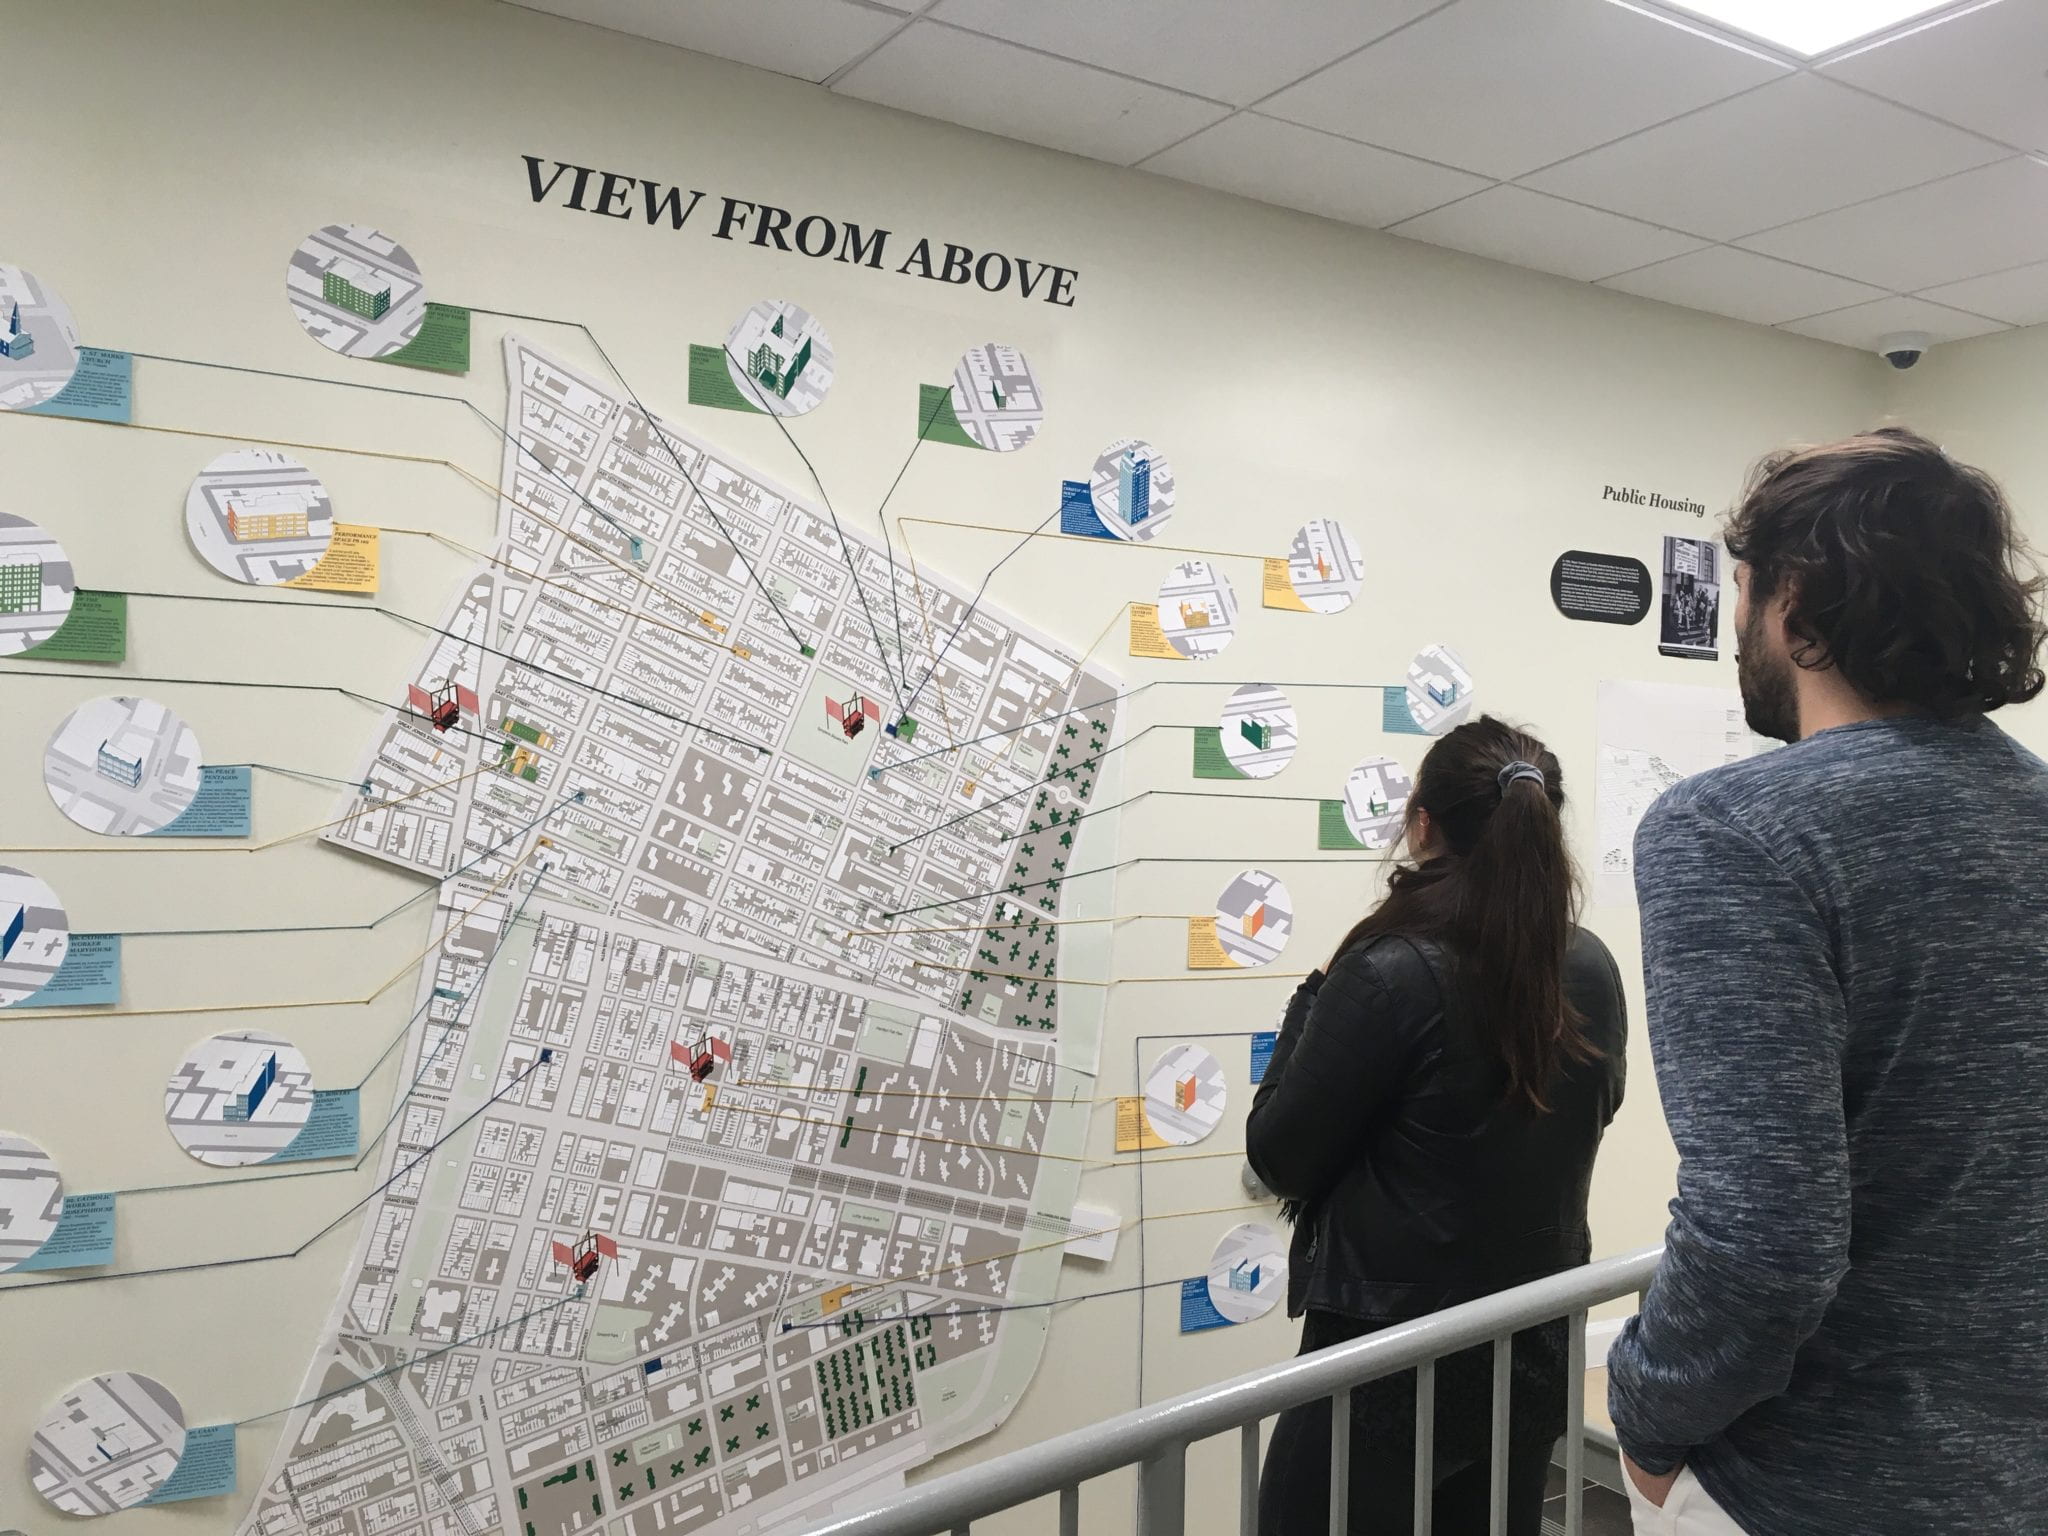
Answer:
[
  {"xmin": 223, "ymin": 1051, "xmax": 280, "ymax": 1122},
  {"xmin": 0, "ymin": 901, "xmax": 23, "ymax": 961},
  {"xmin": 96, "ymin": 738, "xmax": 145, "ymax": 788},
  {"xmin": 1118, "ymin": 447, "xmax": 1152, "ymax": 525},
  {"xmin": 0, "ymin": 300, "xmax": 34, "ymax": 361},
  {"xmin": 1227, "ymin": 1258, "xmax": 1261, "ymax": 1293}
]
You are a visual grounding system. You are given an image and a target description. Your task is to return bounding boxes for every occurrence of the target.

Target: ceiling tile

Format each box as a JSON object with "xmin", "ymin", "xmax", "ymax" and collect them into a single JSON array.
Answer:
[
  {"xmin": 1599, "ymin": 245, "xmax": 1887, "ymax": 326},
  {"xmin": 1145, "ymin": 113, "xmax": 1490, "ymax": 229},
  {"xmin": 1824, "ymin": 0, "xmax": 2048, "ymax": 154},
  {"xmin": 929, "ymin": 0, "xmax": 1441, "ymax": 107},
  {"xmin": 1389, "ymin": 184, "xmax": 1706, "ymax": 280},
  {"xmin": 1259, "ymin": 0, "xmax": 1786, "ymax": 180},
  {"xmin": 1778, "ymin": 294, "xmax": 2008, "ymax": 349},
  {"xmin": 1524, "ymin": 72, "xmax": 2005, "ymax": 240},
  {"xmin": 1738, "ymin": 156, "xmax": 2048, "ymax": 291},
  {"xmin": 832, "ymin": 21, "xmax": 1230, "ymax": 164},
  {"xmin": 507, "ymin": 0, "xmax": 906, "ymax": 83},
  {"xmin": 1917, "ymin": 258, "xmax": 2048, "ymax": 326}
]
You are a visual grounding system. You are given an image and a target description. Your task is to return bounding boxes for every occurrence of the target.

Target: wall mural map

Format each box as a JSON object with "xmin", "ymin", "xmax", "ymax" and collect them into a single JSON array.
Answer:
[{"xmin": 234, "ymin": 337, "xmax": 1128, "ymax": 1535}]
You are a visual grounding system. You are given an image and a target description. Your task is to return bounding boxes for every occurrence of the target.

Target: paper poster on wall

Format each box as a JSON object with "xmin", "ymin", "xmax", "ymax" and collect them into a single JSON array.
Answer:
[
  {"xmin": 165, "ymin": 1030, "xmax": 317, "ymax": 1167},
  {"xmin": 1594, "ymin": 679, "xmax": 1774, "ymax": 907},
  {"xmin": 1191, "ymin": 728, "xmax": 1248, "ymax": 779},
  {"xmin": 1404, "ymin": 643, "xmax": 1476, "ymax": 735},
  {"xmin": 17, "ymin": 590, "xmax": 125, "ymax": 663},
  {"xmin": 1180, "ymin": 1275, "xmax": 1234, "ymax": 1333},
  {"xmin": 1142, "ymin": 1044, "xmax": 1228, "ymax": 1146},
  {"xmin": 1063, "ymin": 1203, "xmax": 1120, "ymax": 1263},
  {"xmin": 1659, "ymin": 535, "xmax": 1722, "ymax": 660},
  {"xmin": 0, "ymin": 865, "xmax": 69, "ymax": 1006},
  {"xmin": 185, "ymin": 449, "xmax": 337, "ymax": 586},
  {"xmin": 0, "ymin": 513, "xmax": 77, "ymax": 656},
  {"xmin": 945, "ymin": 342, "xmax": 1044, "ymax": 452},
  {"xmin": 1284, "ymin": 519, "xmax": 1364, "ymax": 614},
  {"xmin": 1158, "ymin": 560, "xmax": 1238, "ymax": 660},
  {"xmin": 29, "ymin": 1373, "xmax": 188, "ymax": 1514},
  {"xmin": 1113, "ymin": 1095, "xmax": 1171, "ymax": 1153},
  {"xmin": 12, "ymin": 1189, "xmax": 115, "ymax": 1272},
  {"xmin": 285, "ymin": 224, "xmax": 429, "ymax": 359},
  {"xmin": 0, "ymin": 262, "xmax": 82, "ymax": 411},
  {"xmin": 285, "ymin": 524, "xmax": 380, "ymax": 594},
  {"xmin": 0, "ymin": 1133, "xmax": 64, "ymax": 1274},
  {"xmin": 1216, "ymin": 683, "xmax": 1297, "ymax": 778},
  {"xmin": 20, "ymin": 345, "xmax": 130, "ymax": 422},
  {"xmin": 1207, "ymin": 1222, "xmax": 1287, "ymax": 1323},
  {"xmin": 1261, "ymin": 557, "xmax": 1314, "ymax": 612},
  {"xmin": 1551, "ymin": 550, "xmax": 1652, "ymax": 625},
  {"xmin": 1088, "ymin": 437, "xmax": 1175, "ymax": 542}
]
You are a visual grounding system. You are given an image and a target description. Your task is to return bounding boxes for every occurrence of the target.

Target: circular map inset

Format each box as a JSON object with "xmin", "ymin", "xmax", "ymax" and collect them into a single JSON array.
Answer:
[
  {"xmin": 1286, "ymin": 519, "xmax": 1363, "ymax": 614},
  {"xmin": 29, "ymin": 1373, "xmax": 187, "ymax": 1515},
  {"xmin": 165, "ymin": 1030, "xmax": 316, "ymax": 1167},
  {"xmin": 1207, "ymin": 1221, "xmax": 1287, "ymax": 1323},
  {"xmin": 1088, "ymin": 437, "xmax": 1175, "ymax": 541},
  {"xmin": 0, "ymin": 513, "xmax": 77, "ymax": 655},
  {"xmin": 723, "ymin": 299, "xmax": 835, "ymax": 416},
  {"xmin": 1212, "ymin": 869, "xmax": 1294, "ymax": 968},
  {"xmin": 946, "ymin": 342, "xmax": 1043, "ymax": 452},
  {"xmin": 0, "ymin": 1133, "xmax": 63, "ymax": 1273},
  {"xmin": 286, "ymin": 224, "xmax": 428, "ymax": 359},
  {"xmin": 0, "ymin": 263, "xmax": 81, "ymax": 411},
  {"xmin": 1158, "ymin": 559, "xmax": 1238, "ymax": 660},
  {"xmin": 1143, "ymin": 1043, "xmax": 1227, "ymax": 1147},
  {"xmin": 1218, "ymin": 683, "xmax": 1296, "ymax": 779},
  {"xmin": 185, "ymin": 448, "xmax": 336, "ymax": 586},
  {"xmin": 44, "ymin": 696, "xmax": 204, "ymax": 836},
  {"xmin": 1405, "ymin": 643, "xmax": 1476, "ymax": 736},
  {"xmin": 0, "ymin": 865, "xmax": 70, "ymax": 1007},
  {"xmin": 1341, "ymin": 756, "xmax": 1416, "ymax": 851}
]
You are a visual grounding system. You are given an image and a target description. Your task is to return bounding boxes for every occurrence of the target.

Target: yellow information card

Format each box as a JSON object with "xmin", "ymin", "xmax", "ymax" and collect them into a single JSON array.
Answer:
[
  {"xmin": 1185, "ymin": 916, "xmax": 1241, "ymax": 971},
  {"xmin": 287, "ymin": 524, "xmax": 381, "ymax": 594},
  {"xmin": 1127, "ymin": 601, "xmax": 1184, "ymax": 659},
  {"xmin": 1114, "ymin": 1095, "xmax": 1171, "ymax": 1153},
  {"xmin": 1261, "ymin": 556, "xmax": 1314, "ymax": 612}
]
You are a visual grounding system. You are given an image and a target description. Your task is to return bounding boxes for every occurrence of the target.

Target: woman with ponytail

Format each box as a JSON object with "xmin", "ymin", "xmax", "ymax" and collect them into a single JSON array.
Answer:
[{"xmin": 1251, "ymin": 716, "xmax": 1627, "ymax": 1535}]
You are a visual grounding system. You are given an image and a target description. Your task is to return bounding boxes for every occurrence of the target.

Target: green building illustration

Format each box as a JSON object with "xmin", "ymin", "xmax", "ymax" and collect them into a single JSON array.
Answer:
[
  {"xmin": 1240, "ymin": 717, "xmax": 1272, "ymax": 750},
  {"xmin": 323, "ymin": 260, "xmax": 392, "ymax": 320},
  {"xmin": 746, "ymin": 333, "xmax": 813, "ymax": 400},
  {"xmin": 0, "ymin": 559, "xmax": 41, "ymax": 615}
]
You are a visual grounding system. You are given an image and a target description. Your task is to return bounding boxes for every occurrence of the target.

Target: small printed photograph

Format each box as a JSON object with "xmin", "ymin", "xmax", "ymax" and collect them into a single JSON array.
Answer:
[
  {"xmin": 184, "ymin": 448, "xmax": 336, "ymax": 585},
  {"xmin": 0, "ymin": 512, "xmax": 77, "ymax": 655},
  {"xmin": 285, "ymin": 223, "xmax": 429, "ymax": 358},
  {"xmin": 1659, "ymin": 535, "xmax": 1722, "ymax": 661},
  {"xmin": 947, "ymin": 342, "xmax": 1044, "ymax": 452},
  {"xmin": 0, "ymin": 262, "xmax": 82, "ymax": 410},
  {"xmin": 723, "ymin": 298, "xmax": 836, "ymax": 415},
  {"xmin": 1158, "ymin": 559, "xmax": 1239, "ymax": 660},
  {"xmin": 1287, "ymin": 518, "xmax": 1364, "ymax": 613},
  {"xmin": 1218, "ymin": 683, "xmax": 1297, "ymax": 778},
  {"xmin": 1089, "ymin": 437, "xmax": 1175, "ymax": 541}
]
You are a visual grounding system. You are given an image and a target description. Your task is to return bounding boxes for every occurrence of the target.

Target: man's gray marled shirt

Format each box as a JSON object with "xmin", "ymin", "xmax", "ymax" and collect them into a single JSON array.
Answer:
[{"xmin": 1608, "ymin": 714, "xmax": 2048, "ymax": 1535}]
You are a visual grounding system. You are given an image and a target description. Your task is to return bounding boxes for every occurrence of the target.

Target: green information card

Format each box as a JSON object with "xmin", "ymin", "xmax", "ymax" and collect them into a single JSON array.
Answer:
[
  {"xmin": 1190, "ymin": 727, "xmax": 1249, "ymax": 780},
  {"xmin": 377, "ymin": 302, "xmax": 471, "ymax": 375},
  {"xmin": 915, "ymin": 384, "xmax": 985, "ymax": 449},
  {"xmin": 1317, "ymin": 800, "xmax": 1370, "ymax": 852},
  {"xmin": 16, "ymin": 590, "xmax": 126, "ymax": 663},
  {"xmin": 688, "ymin": 343, "xmax": 764, "ymax": 413}
]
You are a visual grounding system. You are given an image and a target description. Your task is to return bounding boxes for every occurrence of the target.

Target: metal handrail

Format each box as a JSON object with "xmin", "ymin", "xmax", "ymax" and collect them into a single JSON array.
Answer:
[{"xmin": 796, "ymin": 1245, "xmax": 1662, "ymax": 1536}]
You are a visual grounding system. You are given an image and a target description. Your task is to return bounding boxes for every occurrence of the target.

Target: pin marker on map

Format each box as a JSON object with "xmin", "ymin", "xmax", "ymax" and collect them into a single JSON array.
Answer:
[{"xmin": 628, "ymin": 535, "xmax": 648, "ymax": 565}]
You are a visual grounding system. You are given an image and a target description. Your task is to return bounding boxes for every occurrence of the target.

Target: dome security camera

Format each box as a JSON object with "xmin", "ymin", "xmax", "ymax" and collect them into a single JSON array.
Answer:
[{"xmin": 1877, "ymin": 331, "xmax": 1931, "ymax": 371}]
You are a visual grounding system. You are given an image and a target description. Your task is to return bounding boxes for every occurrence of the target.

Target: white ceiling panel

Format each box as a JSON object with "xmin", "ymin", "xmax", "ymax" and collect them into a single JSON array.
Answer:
[
  {"xmin": 508, "ymin": 0, "xmax": 907, "ymax": 83},
  {"xmin": 1258, "ymin": 0, "xmax": 1786, "ymax": 180},
  {"xmin": 1739, "ymin": 156, "xmax": 2048, "ymax": 292},
  {"xmin": 1390, "ymin": 184, "xmax": 1707, "ymax": 280},
  {"xmin": 929, "ymin": 0, "xmax": 1443, "ymax": 107},
  {"xmin": 1824, "ymin": 0, "xmax": 2048, "ymax": 154},
  {"xmin": 833, "ymin": 21, "xmax": 1231, "ymax": 165},
  {"xmin": 1145, "ymin": 113, "xmax": 1490, "ymax": 229},
  {"xmin": 1600, "ymin": 245, "xmax": 1886, "ymax": 325},
  {"xmin": 1917, "ymin": 259, "xmax": 2048, "ymax": 326},
  {"xmin": 1779, "ymin": 293, "xmax": 2008, "ymax": 348},
  {"xmin": 1525, "ymin": 72, "xmax": 2005, "ymax": 240}
]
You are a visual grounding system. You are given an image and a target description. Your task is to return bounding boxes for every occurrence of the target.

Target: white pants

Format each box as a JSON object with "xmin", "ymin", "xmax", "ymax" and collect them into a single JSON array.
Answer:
[{"xmin": 1624, "ymin": 1466, "xmax": 1747, "ymax": 1534}]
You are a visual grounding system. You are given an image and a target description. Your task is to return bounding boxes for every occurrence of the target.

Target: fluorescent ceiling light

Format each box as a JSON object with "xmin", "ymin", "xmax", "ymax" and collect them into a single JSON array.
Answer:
[{"xmin": 1653, "ymin": 1, "xmax": 1965, "ymax": 56}]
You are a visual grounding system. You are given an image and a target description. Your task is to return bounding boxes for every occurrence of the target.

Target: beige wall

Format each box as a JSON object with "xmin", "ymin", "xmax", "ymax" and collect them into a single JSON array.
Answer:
[{"xmin": 0, "ymin": 1, "xmax": 1917, "ymax": 1529}]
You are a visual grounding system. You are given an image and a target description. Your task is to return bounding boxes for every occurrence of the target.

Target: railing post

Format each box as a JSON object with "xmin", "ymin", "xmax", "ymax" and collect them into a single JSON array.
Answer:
[
  {"xmin": 1488, "ymin": 1336, "xmax": 1511, "ymax": 1536},
  {"xmin": 1412, "ymin": 1358, "xmax": 1435, "ymax": 1536},
  {"xmin": 1240, "ymin": 1421, "xmax": 1260, "ymax": 1535},
  {"xmin": 1060, "ymin": 1484, "xmax": 1079, "ymax": 1536},
  {"xmin": 1565, "ymin": 1311, "xmax": 1587, "ymax": 1536},
  {"xmin": 1137, "ymin": 1441, "xmax": 1186, "ymax": 1536},
  {"xmin": 1329, "ymin": 1386, "xmax": 1351, "ymax": 1536}
]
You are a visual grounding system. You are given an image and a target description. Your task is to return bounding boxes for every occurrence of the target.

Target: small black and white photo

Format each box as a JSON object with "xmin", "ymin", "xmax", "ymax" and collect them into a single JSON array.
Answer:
[{"xmin": 1659, "ymin": 535, "xmax": 1721, "ymax": 661}]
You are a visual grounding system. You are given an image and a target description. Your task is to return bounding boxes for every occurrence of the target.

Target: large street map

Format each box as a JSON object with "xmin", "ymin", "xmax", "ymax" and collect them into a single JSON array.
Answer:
[{"xmin": 236, "ymin": 338, "xmax": 1123, "ymax": 1536}]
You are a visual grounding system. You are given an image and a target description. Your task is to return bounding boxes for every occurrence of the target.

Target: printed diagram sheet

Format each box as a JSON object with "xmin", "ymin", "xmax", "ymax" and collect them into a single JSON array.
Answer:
[
  {"xmin": 238, "ymin": 337, "xmax": 1124, "ymax": 1536},
  {"xmin": 1594, "ymin": 679, "xmax": 1774, "ymax": 907}
]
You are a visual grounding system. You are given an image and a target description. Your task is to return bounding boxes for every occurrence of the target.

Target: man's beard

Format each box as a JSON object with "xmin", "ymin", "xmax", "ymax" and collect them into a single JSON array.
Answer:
[{"xmin": 1737, "ymin": 604, "xmax": 1800, "ymax": 743}]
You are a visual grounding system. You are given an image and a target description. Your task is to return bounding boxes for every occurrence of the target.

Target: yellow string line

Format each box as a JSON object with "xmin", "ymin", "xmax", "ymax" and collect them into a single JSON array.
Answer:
[
  {"xmin": 900, "ymin": 515, "xmax": 1277, "ymax": 567},
  {"xmin": 845, "ymin": 913, "xmax": 1185, "ymax": 937},
  {"xmin": 4, "ymin": 852, "xmax": 532, "ymax": 1022},
  {"xmin": 901, "ymin": 955, "xmax": 1310, "ymax": 987},
  {"xmin": 0, "ymin": 762, "xmax": 496, "ymax": 856}
]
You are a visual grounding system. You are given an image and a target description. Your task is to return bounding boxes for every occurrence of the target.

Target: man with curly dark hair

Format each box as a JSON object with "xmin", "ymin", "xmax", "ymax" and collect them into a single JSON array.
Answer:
[{"xmin": 1608, "ymin": 428, "xmax": 2048, "ymax": 1535}]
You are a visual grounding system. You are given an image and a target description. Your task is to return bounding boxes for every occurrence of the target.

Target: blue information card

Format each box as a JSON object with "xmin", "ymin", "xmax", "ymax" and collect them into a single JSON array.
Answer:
[
  {"xmin": 22, "ymin": 346, "xmax": 133, "ymax": 424},
  {"xmin": 268, "ymin": 1088, "xmax": 361, "ymax": 1164},
  {"xmin": 1250, "ymin": 1031, "xmax": 1277, "ymax": 1085},
  {"xmin": 15, "ymin": 1191, "xmax": 116, "ymax": 1272},
  {"xmin": 146, "ymin": 765, "xmax": 253, "ymax": 838},
  {"xmin": 1382, "ymin": 687, "xmax": 1428, "ymax": 736},
  {"xmin": 1180, "ymin": 1276, "xmax": 1235, "ymax": 1333},
  {"xmin": 8, "ymin": 932, "xmax": 120, "ymax": 1008},
  {"xmin": 143, "ymin": 1423, "xmax": 237, "ymax": 1504}
]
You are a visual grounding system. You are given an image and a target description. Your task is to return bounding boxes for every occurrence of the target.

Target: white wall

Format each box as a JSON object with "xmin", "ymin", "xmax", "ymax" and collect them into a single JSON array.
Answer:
[{"xmin": 0, "ymin": 1, "xmax": 1901, "ymax": 1529}]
